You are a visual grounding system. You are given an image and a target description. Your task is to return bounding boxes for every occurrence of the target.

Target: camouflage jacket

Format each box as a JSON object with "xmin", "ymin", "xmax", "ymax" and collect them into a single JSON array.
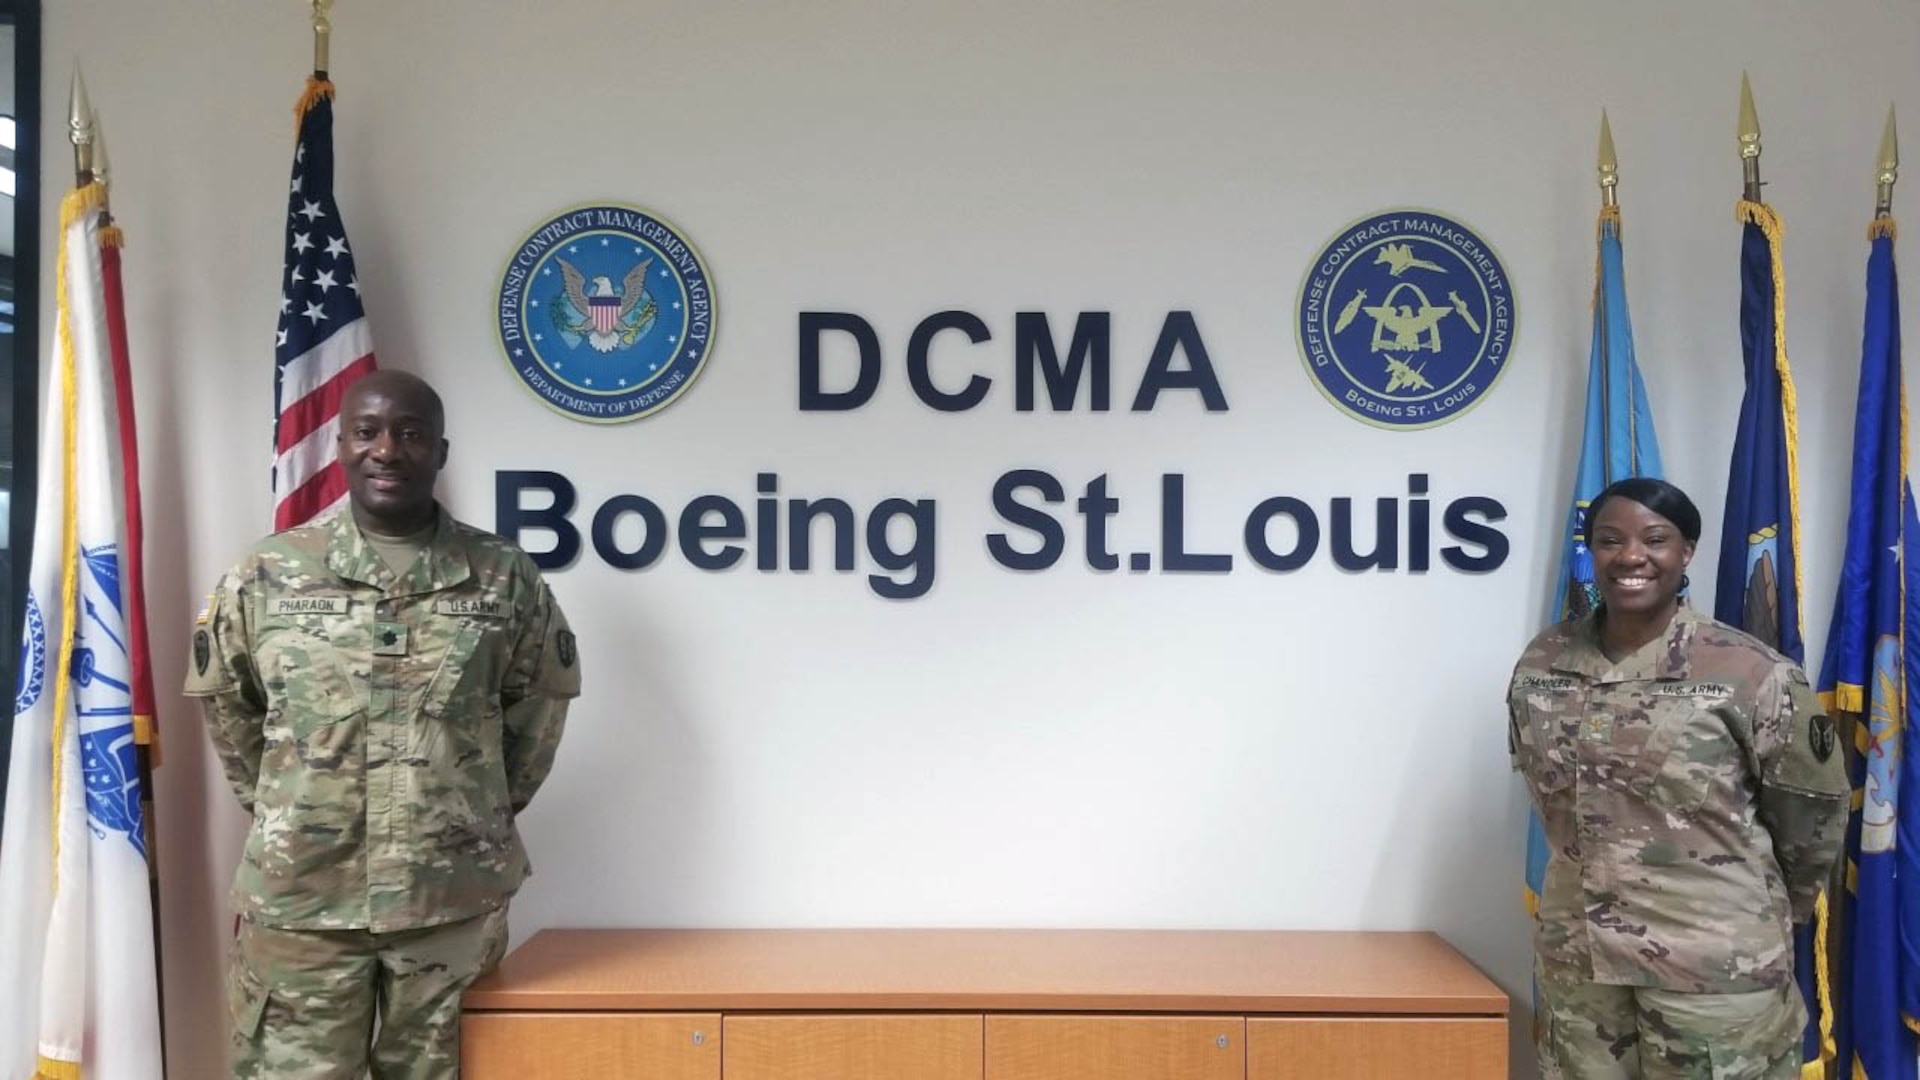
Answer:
[
  {"xmin": 184, "ymin": 507, "xmax": 581, "ymax": 933},
  {"xmin": 1508, "ymin": 604, "xmax": 1847, "ymax": 992}
]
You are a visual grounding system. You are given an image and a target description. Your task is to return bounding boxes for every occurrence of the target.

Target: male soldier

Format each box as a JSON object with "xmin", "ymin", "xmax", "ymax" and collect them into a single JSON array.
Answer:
[{"xmin": 186, "ymin": 370, "xmax": 580, "ymax": 1079}]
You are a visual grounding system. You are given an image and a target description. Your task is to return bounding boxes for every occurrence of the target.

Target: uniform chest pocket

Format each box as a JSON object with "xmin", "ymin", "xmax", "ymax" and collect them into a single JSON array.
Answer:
[
  {"xmin": 1630, "ymin": 700, "xmax": 1736, "ymax": 813},
  {"xmin": 421, "ymin": 620, "xmax": 507, "ymax": 721},
  {"xmin": 255, "ymin": 622, "xmax": 362, "ymax": 738}
]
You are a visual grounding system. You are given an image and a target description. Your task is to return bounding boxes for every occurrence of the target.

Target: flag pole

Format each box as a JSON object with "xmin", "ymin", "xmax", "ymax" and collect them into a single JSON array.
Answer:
[
  {"xmin": 67, "ymin": 70, "xmax": 93, "ymax": 191},
  {"xmin": 1597, "ymin": 109, "xmax": 1618, "ymax": 209},
  {"xmin": 313, "ymin": 0, "xmax": 332, "ymax": 79},
  {"xmin": 1874, "ymin": 105, "xmax": 1898, "ymax": 224},
  {"xmin": 92, "ymin": 107, "xmax": 123, "ymax": 249},
  {"xmin": 1596, "ymin": 110, "xmax": 1618, "ymax": 485},
  {"xmin": 1738, "ymin": 72, "xmax": 1763, "ymax": 203}
]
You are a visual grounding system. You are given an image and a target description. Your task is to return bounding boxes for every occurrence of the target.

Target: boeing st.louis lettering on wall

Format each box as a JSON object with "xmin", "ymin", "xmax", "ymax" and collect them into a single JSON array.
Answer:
[
  {"xmin": 1297, "ymin": 209, "xmax": 1514, "ymax": 429},
  {"xmin": 497, "ymin": 203, "xmax": 716, "ymax": 423}
]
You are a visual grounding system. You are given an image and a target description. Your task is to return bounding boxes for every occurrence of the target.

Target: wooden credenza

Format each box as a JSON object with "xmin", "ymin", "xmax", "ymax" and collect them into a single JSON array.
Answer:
[{"xmin": 460, "ymin": 929, "xmax": 1508, "ymax": 1079}]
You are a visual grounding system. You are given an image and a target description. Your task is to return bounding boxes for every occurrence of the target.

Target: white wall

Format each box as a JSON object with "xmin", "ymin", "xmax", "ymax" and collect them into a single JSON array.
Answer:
[{"xmin": 38, "ymin": 2, "xmax": 1920, "ymax": 1076}]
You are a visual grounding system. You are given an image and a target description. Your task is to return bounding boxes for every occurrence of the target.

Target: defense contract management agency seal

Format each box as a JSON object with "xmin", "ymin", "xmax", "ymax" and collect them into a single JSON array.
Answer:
[
  {"xmin": 1296, "ymin": 209, "xmax": 1514, "ymax": 429},
  {"xmin": 497, "ymin": 204, "xmax": 716, "ymax": 424}
]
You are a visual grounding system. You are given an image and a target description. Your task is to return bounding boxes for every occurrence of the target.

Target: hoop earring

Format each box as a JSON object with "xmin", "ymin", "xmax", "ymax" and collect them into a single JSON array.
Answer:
[{"xmin": 1679, "ymin": 573, "xmax": 1691, "ymax": 592}]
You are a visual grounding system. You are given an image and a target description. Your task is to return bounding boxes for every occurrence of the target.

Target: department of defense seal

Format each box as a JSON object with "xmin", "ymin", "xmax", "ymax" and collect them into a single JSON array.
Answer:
[
  {"xmin": 1296, "ymin": 209, "xmax": 1515, "ymax": 429},
  {"xmin": 497, "ymin": 203, "xmax": 716, "ymax": 423}
]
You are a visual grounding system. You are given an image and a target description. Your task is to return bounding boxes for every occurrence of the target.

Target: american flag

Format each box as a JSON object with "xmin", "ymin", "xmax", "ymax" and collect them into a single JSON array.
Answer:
[{"xmin": 272, "ymin": 78, "xmax": 376, "ymax": 529}]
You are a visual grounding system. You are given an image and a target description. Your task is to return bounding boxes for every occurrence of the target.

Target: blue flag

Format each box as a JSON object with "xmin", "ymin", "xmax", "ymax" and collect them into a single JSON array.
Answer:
[
  {"xmin": 1815, "ymin": 220, "xmax": 1917, "ymax": 1080},
  {"xmin": 1715, "ymin": 204, "xmax": 1803, "ymax": 663},
  {"xmin": 1718, "ymin": 200, "xmax": 1829, "ymax": 1074},
  {"xmin": 1526, "ymin": 207, "xmax": 1664, "ymax": 912}
]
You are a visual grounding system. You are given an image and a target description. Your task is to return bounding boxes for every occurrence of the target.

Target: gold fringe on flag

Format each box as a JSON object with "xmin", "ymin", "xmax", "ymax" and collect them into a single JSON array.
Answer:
[
  {"xmin": 294, "ymin": 76, "xmax": 335, "ymax": 133},
  {"xmin": 1805, "ymin": 888, "xmax": 1837, "ymax": 1079},
  {"xmin": 33, "ymin": 179, "xmax": 106, "ymax": 1080},
  {"xmin": 34, "ymin": 1056, "xmax": 81, "ymax": 1079},
  {"xmin": 1589, "ymin": 204, "xmax": 1624, "ymax": 317},
  {"xmin": 46, "ymin": 182, "xmax": 107, "ymax": 879},
  {"xmin": 1870, "ymin": 217, "xmax": 1898, "ymax": 241}
]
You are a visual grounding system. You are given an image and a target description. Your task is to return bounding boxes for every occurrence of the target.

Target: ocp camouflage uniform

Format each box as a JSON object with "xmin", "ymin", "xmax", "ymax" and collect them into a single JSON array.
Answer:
[
  {"xmin": 186, "ymin": 507, "xmax": 580, "ymax": 1079},
  {"xmin": 1509, "ymin": 604, "xmax": 1847, "ymax": 1079}
]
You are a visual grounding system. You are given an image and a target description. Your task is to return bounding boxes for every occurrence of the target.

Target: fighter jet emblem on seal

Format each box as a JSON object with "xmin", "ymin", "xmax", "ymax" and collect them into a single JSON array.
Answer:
[{"xmin": 1374, "ymin": 242, "xmax": 1444, "ymax": 277}]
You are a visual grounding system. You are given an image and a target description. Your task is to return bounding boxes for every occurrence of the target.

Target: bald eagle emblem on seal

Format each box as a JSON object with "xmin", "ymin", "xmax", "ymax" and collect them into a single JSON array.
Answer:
[{"xmin": 553, "ymin": 258, "xmax": 657, "ymax": 354}]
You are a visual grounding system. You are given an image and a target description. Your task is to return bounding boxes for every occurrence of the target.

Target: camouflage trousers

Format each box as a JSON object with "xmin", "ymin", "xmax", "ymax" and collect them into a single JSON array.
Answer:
[
  {"xmin": 1536, "ymin": 965, "xmax": 1805, "ymax": 1079},
  {"xmin": 227, "ymin": 908, "xmax": 510, "ymax": 1080}
]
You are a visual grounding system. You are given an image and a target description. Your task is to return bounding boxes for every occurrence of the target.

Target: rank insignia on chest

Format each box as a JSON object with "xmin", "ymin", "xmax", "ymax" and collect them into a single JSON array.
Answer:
[{"xmin": 374, "ymin": 622, "xmax": 409, "ymax": 656}]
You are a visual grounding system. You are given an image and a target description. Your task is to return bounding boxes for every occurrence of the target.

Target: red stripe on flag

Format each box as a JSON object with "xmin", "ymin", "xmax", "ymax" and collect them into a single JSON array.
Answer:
[
  {"xmin": 100, "ymin": 245, "xmax": 159, "ymax": 753},
  {"xmin": 276, "ymin": 352, "xmax": 377, "ymax": 455},
  {"xmin": 274, "ymin": 460, "xmax": 347, "ymax": 531}
]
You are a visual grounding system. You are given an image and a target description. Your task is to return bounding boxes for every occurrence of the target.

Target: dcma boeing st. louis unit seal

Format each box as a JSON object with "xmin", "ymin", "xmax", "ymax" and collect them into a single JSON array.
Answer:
[
  {"xmin": 1296, "ymin": 209, "xmax": 1514, "ymax": 429},
  {"xmin": 497, "ymin": 203, "xmax": 716, "ymax": 423}
]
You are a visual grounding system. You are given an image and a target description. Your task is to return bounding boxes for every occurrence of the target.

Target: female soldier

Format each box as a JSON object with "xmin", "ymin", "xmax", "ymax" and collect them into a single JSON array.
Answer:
[{"xmin": 1509, "ymin": 477, "xmax": 1847, "ymax": 1079}]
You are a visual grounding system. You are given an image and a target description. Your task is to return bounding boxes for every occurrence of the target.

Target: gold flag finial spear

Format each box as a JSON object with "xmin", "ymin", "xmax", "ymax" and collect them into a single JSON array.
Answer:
[
  {"xmin": 69, "ymin": 67, "xmax": 95, "ymax": 190},
  {"xmin": 1598, "ymin": 109, "xmax": 1619, "ymax": 207},
  {"xmin": 1875, "ymin": 104, "xmax": 1898, "ymax": 218},
  {"xmin": 312, "ymin": 0, "xmax": 333, "ymax": 78},
  {"xmin": 1738, "ymin": 72, "xmax": 1763, "ymax": 202}
]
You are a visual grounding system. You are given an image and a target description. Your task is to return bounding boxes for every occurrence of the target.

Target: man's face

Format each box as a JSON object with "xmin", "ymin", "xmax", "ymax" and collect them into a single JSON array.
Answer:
[{"xmin": 336, "ymin": 380, "xmax": 447, "ymax": 532}]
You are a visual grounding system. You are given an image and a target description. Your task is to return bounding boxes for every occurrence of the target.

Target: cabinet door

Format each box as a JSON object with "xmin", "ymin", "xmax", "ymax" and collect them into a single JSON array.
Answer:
[
  {"xmin": 1247, "ymin": 1017, "xmax": 1506, "ymax": 1079},
  {"xmin": 460, "ymin": 1011, "xmax": 719, "ymax": 1080},
  {"xmin": 986, "ymin": 1015, "xmax": 1244, "ymax": 1080},
  {"xmin": 723, "ymin": 1014, "xmax": 984, "ymax": 1080}
]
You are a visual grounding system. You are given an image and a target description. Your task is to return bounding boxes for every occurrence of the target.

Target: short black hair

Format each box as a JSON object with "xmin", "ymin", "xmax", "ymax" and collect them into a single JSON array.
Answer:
[{"xmin": 1585, "ymin": 477, "xmax": 1702, "ymax": 543}]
